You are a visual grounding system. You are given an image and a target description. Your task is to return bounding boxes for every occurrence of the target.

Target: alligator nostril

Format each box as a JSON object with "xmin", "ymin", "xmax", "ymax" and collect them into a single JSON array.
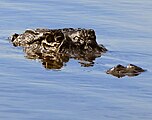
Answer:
[
  {"xmin": 46, "ymin": 34, "xmax": 55, "ymax": 43},
  {"xmin": 11, "ymin": 33, "xmax": 19, "ymax": 42}
]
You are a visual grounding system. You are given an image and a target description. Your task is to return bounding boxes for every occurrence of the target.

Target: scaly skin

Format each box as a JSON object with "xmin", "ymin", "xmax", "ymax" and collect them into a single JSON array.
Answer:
[{"xmin": 106, "ymin": 64, "xmax": 146, "ymax": 78}]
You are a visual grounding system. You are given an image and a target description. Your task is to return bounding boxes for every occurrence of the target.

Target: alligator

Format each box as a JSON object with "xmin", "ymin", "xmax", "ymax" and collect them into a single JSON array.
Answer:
[
  {"xmin": 106, "ymin": 64, "xmax": 146, "ymax": 78},
  {"xmin": 11, "ymin": 28, "xmax": 107, "ymax": 69},
  {"xmin": 10, "ymin": 28, "xmax": 145, "ymax": 77}
]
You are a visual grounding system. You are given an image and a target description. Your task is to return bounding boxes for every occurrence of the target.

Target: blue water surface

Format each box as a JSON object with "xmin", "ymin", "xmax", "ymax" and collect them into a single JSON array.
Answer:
[{"xmin": 0, "ymin": 0, "xmax": 152, "ymax": 120}]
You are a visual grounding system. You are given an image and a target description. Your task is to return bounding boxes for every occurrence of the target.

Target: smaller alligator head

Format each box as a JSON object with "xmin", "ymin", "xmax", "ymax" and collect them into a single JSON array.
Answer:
[{"xmin": 106, "ymin": 64, "xmax": 146, "ymax": 78}]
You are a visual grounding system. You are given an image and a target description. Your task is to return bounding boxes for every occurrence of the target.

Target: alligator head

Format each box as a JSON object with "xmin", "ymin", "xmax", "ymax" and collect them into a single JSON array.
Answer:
[
  {"xmin": 10, "ymin": 28, "xmax": 107, "ymax": 69},
  {"xmin": 106, "ymin": 64, "xmax": 146, "ymax": 78}
]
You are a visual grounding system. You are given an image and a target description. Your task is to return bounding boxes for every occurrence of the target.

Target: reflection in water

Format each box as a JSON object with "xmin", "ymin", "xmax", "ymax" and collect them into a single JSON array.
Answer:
[
  {"xmin": 25, "ymin": 50, "xmax": 98, "ymax": 69},
  {"xmin": 41, "ymin": 54, "xmax": 69, "ymax": 69},
  {"xmin": 25, "ymin": 52, "xmax": 70, "ymax": 69}
]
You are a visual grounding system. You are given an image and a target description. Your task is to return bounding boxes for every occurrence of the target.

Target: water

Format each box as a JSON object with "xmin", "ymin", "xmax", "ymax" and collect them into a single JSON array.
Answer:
[{"xmin": 0, "ymin": 0, "xmax": 152, "ymax": 120}]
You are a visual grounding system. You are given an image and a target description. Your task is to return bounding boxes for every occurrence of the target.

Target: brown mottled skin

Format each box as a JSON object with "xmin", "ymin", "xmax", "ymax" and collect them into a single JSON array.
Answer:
[
  {"xmin": 106, "ymin": 64, "xmax": 146, "ymax": 78},
  {"xmin": 10, "ymin": 28, "xmax": 107, "ymax": 69}
]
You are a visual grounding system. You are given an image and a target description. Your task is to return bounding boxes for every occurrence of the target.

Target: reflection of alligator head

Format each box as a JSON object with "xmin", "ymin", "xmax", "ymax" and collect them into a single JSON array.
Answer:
[
  {"xmin": 10, "ymin": 28, "xmax": 107, "ymax": 69},
  {"xmin": 106, "ymin": 64, "xmax": 146, "ymax": 78}
]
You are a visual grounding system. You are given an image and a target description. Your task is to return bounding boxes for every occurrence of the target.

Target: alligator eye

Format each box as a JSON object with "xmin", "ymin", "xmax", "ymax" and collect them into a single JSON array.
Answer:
[
  {"xmin": 46, "ymin": 34, "xmax": 55, "ymax": 43},
  {"xmin": 55, "ymin": 36, "xmax": 64, "ymax": 42},
  {"xmin": 54, "ymin": 32, "xmax": 64, "ymax": 42}
]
